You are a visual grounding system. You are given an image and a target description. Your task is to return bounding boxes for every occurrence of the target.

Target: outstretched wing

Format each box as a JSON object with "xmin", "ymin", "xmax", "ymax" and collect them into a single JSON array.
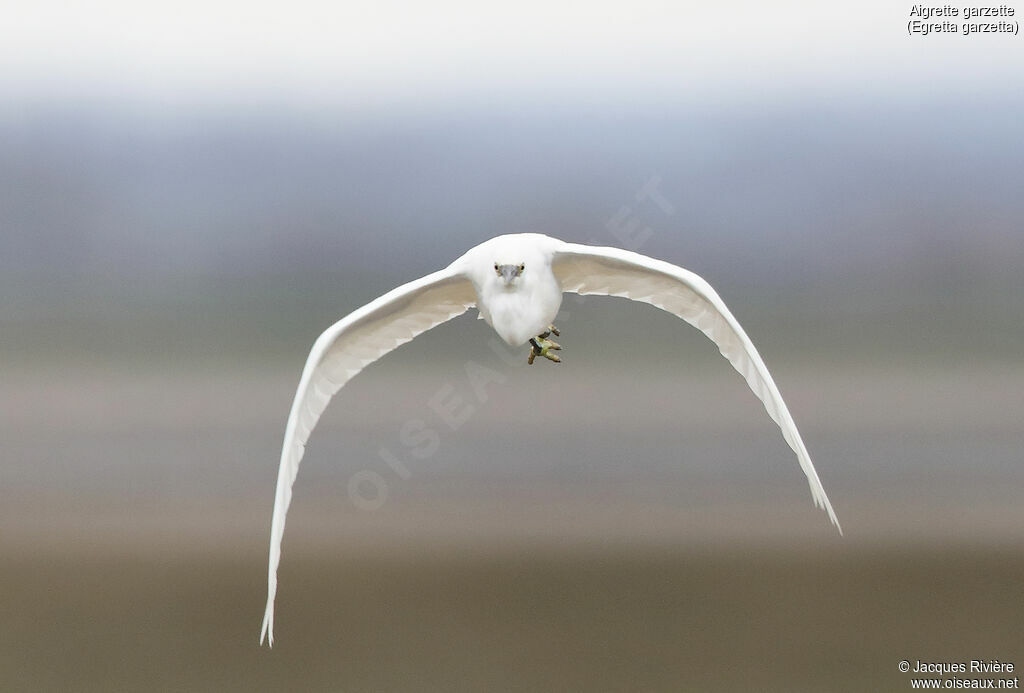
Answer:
[
  {"xmin": 551, "ymin": 242, "xmax": 841, "ymax": 534},
  {"xmin": 261, "ymin": 265, "xmax": 476, "ymax": 646}
]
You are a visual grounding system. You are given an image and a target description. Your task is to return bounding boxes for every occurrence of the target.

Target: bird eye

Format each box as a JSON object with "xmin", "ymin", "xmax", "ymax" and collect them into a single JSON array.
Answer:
[
  {"xmin": 519, "ymin": 264, "xmax": 525, "ymax": 272},
  {"xmin": 494, "ymin": 263, "xmax": 500, "ymax": 275}
]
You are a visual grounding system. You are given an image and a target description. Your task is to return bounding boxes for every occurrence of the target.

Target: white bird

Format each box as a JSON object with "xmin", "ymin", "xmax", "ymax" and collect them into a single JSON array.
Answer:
[{"xmin": 259, "ymin": 232, "xmax": 841, "ymax": 646}]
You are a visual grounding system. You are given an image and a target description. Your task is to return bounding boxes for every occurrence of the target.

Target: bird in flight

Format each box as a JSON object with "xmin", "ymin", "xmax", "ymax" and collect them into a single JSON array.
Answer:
[{"xmin": 259, "ymin": 232, "xmax": 841, "ymax": 646}]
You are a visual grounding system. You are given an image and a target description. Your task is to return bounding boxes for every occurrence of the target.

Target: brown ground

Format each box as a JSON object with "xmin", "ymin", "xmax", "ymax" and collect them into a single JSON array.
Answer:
[
  {"xmin": 2, "ymin": 364, "xmax": 1021, "ymax": 691},
  {"xmin": 2, "ymin": 537, "xmax": 1021, "ymax": 692}
]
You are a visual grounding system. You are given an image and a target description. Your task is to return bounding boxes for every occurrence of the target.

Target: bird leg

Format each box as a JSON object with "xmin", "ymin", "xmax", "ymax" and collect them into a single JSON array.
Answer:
[{"xmin": 527, "ymin": 325, "xmax": 562, "ymax": 364}]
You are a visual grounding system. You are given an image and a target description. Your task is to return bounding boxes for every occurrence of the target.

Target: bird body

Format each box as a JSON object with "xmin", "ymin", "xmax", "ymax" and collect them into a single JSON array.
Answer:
[
  {"xmin": 461, "ymin": 233, "xmax": 563, "ymax": 345},
  {"xmin": 259, "ymin": 233, "xmax": 841, "ymax": 646}
]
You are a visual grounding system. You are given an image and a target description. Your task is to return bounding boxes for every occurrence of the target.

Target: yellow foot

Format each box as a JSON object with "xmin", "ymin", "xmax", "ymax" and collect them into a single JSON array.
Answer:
[{"xmin": 527, "ymin": 334, "xmax": 562, "ymax": 364}]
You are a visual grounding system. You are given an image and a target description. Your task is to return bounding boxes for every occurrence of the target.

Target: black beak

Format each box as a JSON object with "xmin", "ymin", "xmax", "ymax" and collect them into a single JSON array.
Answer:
[{"xmin": 498, "ymin": 264, "xmax": 520, "ymax": 283}]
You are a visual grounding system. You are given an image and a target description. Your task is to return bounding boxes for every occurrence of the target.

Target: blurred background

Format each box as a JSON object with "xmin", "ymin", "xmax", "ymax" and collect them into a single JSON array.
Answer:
[{"xmin": 1, "ymin": 1, "xmax": 1022, "ymax": 690}]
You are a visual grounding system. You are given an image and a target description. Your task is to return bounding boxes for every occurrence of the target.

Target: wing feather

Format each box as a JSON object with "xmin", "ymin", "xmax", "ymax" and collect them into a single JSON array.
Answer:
[
  {"xmin": 260, "ymin": 265, "xmax": 475, "ymax": 646},
  {"xmin": 551, "ymin": 242, "xmax": 841, "ymax": 534}
]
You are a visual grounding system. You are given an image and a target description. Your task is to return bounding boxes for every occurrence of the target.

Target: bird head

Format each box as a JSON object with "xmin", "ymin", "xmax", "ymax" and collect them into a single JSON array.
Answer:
[
  {"xmin": 458, "ymin": 233, "xmax": 557, "ymax": 294},
  {"xmin": 494, "ymin": 261, "xmax": 525, "ymax": 287}
]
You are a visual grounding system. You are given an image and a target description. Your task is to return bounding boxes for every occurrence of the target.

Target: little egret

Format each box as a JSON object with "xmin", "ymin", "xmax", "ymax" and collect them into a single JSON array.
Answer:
[{"xmin": 259, "ymin": 233, "xmax": 841, "ymax": 646}]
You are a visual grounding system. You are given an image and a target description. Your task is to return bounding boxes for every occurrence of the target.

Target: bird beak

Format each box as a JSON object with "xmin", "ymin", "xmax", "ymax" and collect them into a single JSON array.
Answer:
[{"xmin": 498, "ymin": 264, "xmax": 520, "ymax": 284}]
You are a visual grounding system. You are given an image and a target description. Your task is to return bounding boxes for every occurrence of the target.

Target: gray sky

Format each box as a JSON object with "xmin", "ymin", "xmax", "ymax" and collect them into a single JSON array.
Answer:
[
  {"xmin": 2, "ymin": 1, "xmax": 1022, "ymax": 356},
  {"xmin": 3, "ymin": 1, "xmax": 1020, "ymax": 107}
]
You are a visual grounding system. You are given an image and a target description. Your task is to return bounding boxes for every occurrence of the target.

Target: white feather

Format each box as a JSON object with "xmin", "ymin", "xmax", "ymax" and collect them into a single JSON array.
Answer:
[
  {"xmin": 259, "ymin": 233, "xmax": 841, "ymax": 646},
  {"xmin": 259, "ymin": 264, "xmax": 476, "ymax": 646},
  {"xmin": 551, "ymin": 241, "xmax": 842, "ymax": 533}
]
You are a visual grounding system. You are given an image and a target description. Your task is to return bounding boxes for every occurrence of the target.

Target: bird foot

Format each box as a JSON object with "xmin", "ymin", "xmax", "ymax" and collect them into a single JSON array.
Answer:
[{"xmin": 527, "ymin": 326, "xmax": 562, "ymax": 364}]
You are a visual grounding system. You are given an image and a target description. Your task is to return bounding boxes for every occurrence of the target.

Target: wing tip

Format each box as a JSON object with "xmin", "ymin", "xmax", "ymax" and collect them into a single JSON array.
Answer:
[
  {"xmin": 260, "ymin": 607, "xmax": 274, "ymax": 648},
  {"xmin": 828, "ymin": 505, "xmax": 844, "ymax": 536},
  {"xmin": 806, "ymin": 477, "xmax": 843, "ymax": 536},
  {"xmin": 814, "ymin": 489, "xmax": 844, "ymax": 536}
]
